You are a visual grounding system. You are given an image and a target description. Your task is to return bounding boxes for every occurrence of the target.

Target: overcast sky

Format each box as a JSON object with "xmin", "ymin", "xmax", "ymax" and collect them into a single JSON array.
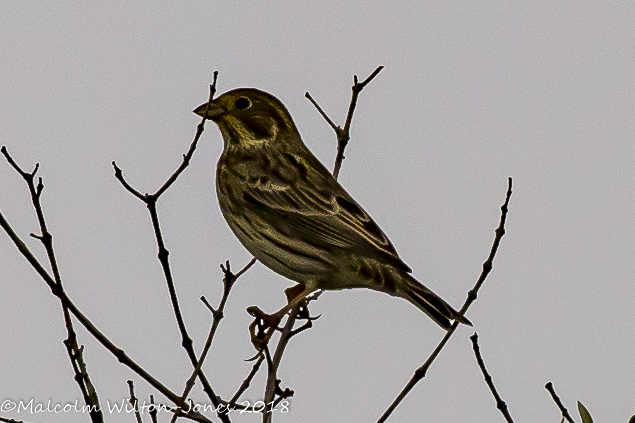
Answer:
[{"xmin": 1, "ymin": 2, "xmax": 634, "ymax": 422}]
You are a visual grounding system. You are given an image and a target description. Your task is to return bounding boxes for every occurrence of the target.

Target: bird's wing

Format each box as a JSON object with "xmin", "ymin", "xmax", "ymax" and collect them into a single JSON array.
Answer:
[{"xmin": 241, "ymin": 152, "xmax": 412, "ymax": 273}]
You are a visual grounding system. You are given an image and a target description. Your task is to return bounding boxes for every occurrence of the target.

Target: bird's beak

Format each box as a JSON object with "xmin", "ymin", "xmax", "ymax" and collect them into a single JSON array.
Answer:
[{"xmin": 193, "ymin": 100, "xmax": 225, "ymax": 121}]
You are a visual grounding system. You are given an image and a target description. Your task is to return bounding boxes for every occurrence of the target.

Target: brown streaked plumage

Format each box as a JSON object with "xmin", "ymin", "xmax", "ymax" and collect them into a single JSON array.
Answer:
[{"xmin": 194, "ymin": 88, "xmax": 470, "ymax": 330}]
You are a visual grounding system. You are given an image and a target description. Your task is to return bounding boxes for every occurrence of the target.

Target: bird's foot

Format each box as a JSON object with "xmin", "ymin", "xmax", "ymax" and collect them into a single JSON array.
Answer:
[
  {"xmin": 247, "ymin": 306, "xmax": 284, "ymax": 350},
  {"xmin": 284, "ymin": 283, "xmax": 313, "ymax": 319},
  {"xmin": 246, "ymin": 285, "xmax": 321, "ymax": 350}
]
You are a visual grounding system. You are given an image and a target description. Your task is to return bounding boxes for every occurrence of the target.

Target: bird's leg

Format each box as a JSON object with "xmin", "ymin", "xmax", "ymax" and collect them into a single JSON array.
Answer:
[
  {"xmin": 246, "ymin": 283, "xmax": 311, "ymax": 349},
  {"xmin": 283, "ymin": 284, "xmax": 310, "ymax": 319},
  {"xmin": 247, "ymin": 306, "xmax": 279, "ymax": 350}
]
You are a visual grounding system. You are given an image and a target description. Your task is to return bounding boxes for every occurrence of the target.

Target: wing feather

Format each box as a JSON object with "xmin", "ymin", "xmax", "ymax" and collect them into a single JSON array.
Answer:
[{"xmin": 242, "ymin": 152, "xmax": 412, "ymax": 273}]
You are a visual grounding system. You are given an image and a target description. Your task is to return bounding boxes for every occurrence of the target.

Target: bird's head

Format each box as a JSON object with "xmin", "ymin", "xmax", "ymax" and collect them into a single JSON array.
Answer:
[{"xmin": 194, "ymin": 88, "xmax": 302, "ymax": 151}]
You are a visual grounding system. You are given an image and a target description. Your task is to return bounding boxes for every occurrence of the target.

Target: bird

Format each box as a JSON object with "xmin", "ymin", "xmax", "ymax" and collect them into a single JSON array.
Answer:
[{"xmin": 193, "ymin": 88, "xmax": 470, "ymax": 330}]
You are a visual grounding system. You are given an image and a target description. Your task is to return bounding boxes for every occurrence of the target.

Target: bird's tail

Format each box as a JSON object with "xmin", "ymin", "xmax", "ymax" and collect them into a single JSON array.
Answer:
[{"xmin": 396, "ymin": 272, "xmax": 471, "ymax": 330}]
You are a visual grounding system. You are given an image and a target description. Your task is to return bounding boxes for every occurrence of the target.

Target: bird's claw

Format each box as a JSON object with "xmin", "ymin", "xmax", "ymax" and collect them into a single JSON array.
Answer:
[{"xmin": 247, "ymin": 306, "xmax": 283, "ymax": 350}]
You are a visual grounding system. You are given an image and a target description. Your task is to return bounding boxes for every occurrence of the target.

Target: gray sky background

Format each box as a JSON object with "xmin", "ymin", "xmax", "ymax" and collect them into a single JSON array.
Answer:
[{"xmin": 1, "ymin": 2, "xmax": 634, "ymax": 422}]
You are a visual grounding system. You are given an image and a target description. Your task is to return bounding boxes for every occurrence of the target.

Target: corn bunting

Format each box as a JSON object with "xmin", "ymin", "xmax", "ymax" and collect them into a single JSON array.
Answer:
[{"xmin": 194, "ymin": 88, "xmax": 470, "ymax": 330}]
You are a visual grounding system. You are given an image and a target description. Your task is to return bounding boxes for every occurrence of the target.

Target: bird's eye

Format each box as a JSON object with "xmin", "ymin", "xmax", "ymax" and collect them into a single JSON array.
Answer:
[{"xmin": 235, "ymin": 97, "xmax": 251, "ymax": 110}]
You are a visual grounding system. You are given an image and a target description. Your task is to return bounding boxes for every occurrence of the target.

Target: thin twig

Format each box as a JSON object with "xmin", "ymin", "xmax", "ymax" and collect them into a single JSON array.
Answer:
[
  {"xmin": 470, "ymin": 333, "xmax": 515, "ymax": 423},
  {"xmin": 2, "ymin": 146, "xmax": 103, "ymax": 423},
  {"xmin": 127, "ymin": 380, "xmax": 143, "ymax": 423},
  {"xmin": 112, "ymin": 72, "xmax": 230, "ymax": 423},
  {"xmin": 545, "ymin": 382, "xmax": 576, "ymax": 423},
  {"xmin": 305, "ymin": 65, "xmax": 384, "ymax": 179},
  {"xmin": 227, "ymin": 353, "xmax": 266, "ymax": 408},
  {"xmin": 260, "ymin": 290, "xmax": 322, "ymax": 423},
  {"xmin": 262, "ymin": 306, "xmax": 299, "ymax": 423},
  {"xmin": 149, "ymin": 395, "xmax": 158, "ymax": 423},
  {"xmin": 378, "ymin": 177, "xmax": 513, "ymax": 422},
  {"xmin": 63, "ymin": 340, "xmax": 102, "ymax": 422},
  {"xmin": 287, "ymin": 315, "xmax": 319, "ymax": 339},
  {"xmin": 170, "ymin": 258, "xmax": 256, "ymax": 423},
  {"xmin": 0, "ymin": 208, "xmax": 211, "ymax": 423}
]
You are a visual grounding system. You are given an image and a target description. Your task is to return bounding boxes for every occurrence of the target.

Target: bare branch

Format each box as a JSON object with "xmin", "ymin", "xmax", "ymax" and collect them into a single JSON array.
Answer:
[
  {"xmin": 0, "ymin": 209, "xmax": 211, "ymax": 423},
  {"xmin": 305, "ymin": 65, "xmax": 384, "ymax": 179},
  {"xmin": 127, "ymin": 380, "xmax": 143, "ymax": 423},
  {"xmin": 261, "ymin": 291, "xmax": 322, "ymax": 423},
  {"xmin": 2, "ymin": 146, "xmax": 103, "ymax": 422},
  {"xmin": 304, "ymin": 93, "xmax": 338, "ymax": 131},
  {"xmin": 545, "ymin": 382, "xmax": 576, "ymax": 423},
  {"xmin": 262, "ymin": 305, "xmax": 299, "ymax": 423},
  {"xmin": 112, "ymin": 72, "xmax": 230, "ymax": 423},
  {"xmin": 470, "ymin": 333, "xmax": 515, "ymax": 423},
  {"xmin": 149, "ymin": 395, "xmax": 158, "ymax": 423},
  {"xmin": 378, "ymin": 177, "xmax": 513, "ymax": 422},
  {"xmin": 227, "ymin": 353, "xmax": 266, "ymax": 408},
  {"xmin": 0, "ymin": 415, "xmax": 27, "ymax": 423},
  {"xmin": 171, "ymin": 258, "xmax": 256, "ymax": 423}
]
